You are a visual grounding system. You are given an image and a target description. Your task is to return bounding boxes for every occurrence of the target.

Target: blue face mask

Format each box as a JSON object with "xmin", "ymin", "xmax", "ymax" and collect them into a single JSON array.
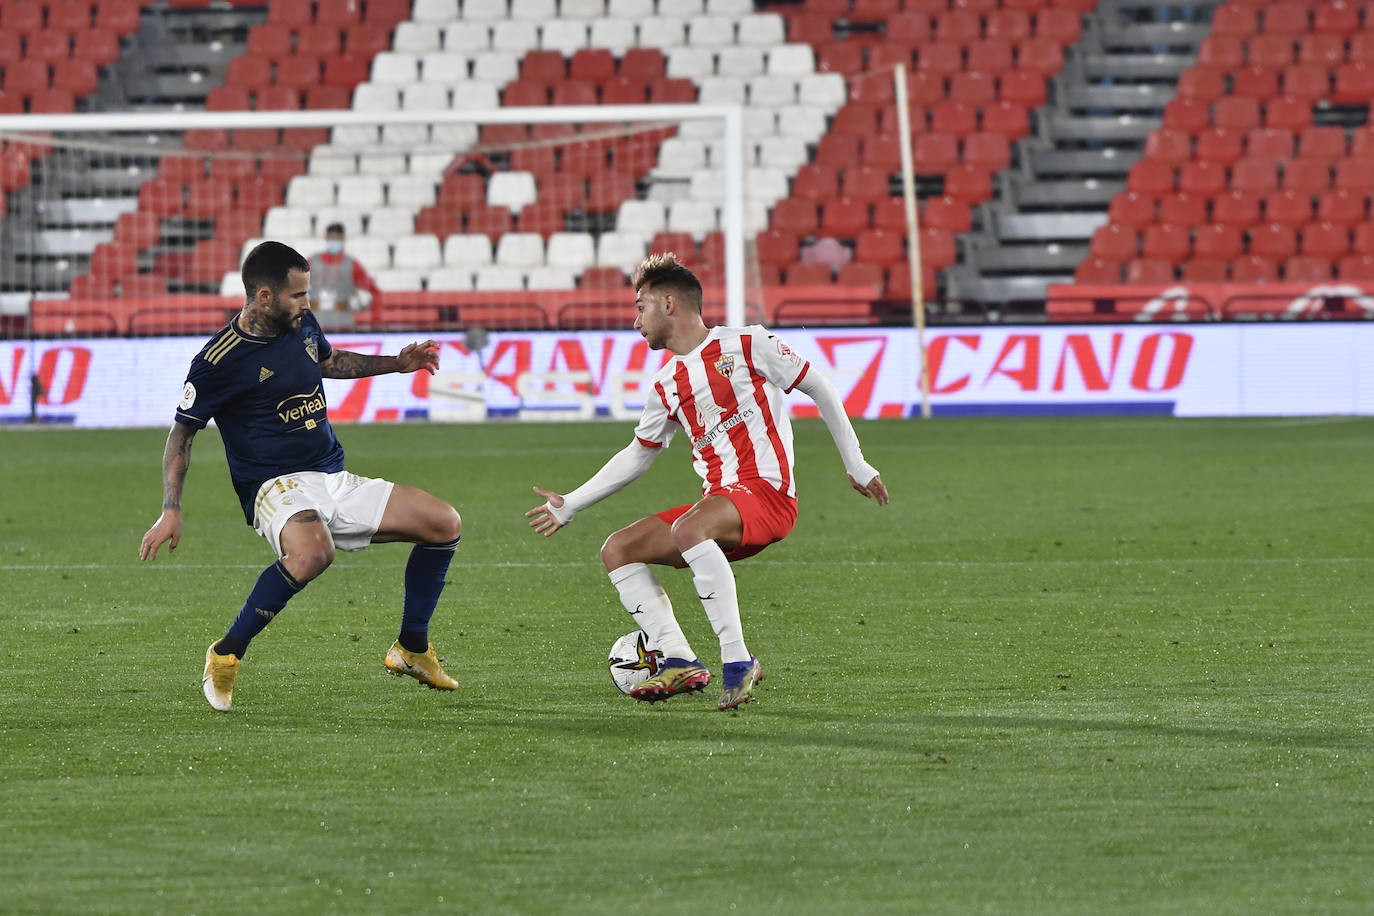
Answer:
[{"xmin": 325, "ymin": 240, "xmax": 343, "ymax": 255}]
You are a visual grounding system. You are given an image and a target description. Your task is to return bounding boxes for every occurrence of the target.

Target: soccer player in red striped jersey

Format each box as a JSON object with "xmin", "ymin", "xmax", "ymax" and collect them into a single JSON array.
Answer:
[{"xmin": 525, "ymin": 253, "xmax": 889, "ymax": 710}]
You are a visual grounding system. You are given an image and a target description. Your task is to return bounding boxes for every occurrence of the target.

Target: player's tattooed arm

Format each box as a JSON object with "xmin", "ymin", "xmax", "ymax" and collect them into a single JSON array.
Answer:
[
  {"xmin": 162, "ymin": 422, "xmax": 197, "ymax": 511},
  {"xmin": 321, "ymin": 339, "xmax": 440, "ymax": 379}
]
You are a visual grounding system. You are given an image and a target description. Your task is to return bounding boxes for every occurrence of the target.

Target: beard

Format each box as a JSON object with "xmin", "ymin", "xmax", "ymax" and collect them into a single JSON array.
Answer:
[{"xmin": 265, "ymin": 294, "xmax": 302, "ymax": 334}]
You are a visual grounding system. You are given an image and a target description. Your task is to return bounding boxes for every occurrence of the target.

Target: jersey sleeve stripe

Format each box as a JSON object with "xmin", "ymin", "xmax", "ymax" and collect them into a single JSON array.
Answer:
[
  {"xmin": 635, "ymin": 436, "xmax": 664, "ymax": 449},
  {"xmin": 784, "ymin": 362, "xmax": 810, "ymax": 393}
]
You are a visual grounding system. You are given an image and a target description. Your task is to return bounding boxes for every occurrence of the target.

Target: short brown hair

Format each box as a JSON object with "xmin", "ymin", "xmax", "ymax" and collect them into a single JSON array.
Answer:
[{"xmin": 632, "ymin": 252, "xmax": 702, "ymax": 309}]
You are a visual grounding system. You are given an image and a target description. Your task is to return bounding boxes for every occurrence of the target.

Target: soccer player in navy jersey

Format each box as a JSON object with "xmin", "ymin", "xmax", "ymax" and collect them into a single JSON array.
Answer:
[{"xmin": 138, "ymin": 241, "xmax": 464, "ymax": 711}]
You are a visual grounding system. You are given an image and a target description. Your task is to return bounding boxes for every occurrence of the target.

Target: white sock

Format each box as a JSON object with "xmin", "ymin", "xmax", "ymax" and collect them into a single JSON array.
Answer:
[
  {"xmin": 680, "ymin": 540, "xmax": 750, "ymax": 665},
  {"xmin": 608, "ymin": 563, "xmax": 694, "ymax": 660}
]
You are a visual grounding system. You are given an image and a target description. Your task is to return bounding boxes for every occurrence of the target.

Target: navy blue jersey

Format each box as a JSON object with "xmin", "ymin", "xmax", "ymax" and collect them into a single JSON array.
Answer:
[{"xmin": 175, "ymin": 311, "xmax": 345, "ymax": 524}]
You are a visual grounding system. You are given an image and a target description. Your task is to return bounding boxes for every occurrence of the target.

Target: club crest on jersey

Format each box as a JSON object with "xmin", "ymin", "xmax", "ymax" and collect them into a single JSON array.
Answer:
[
  {"xmin": 304, "ymin": 337, "xmax": 319, "ymax": 363},
  {"xmin": 714, "ymin": 353, "xmax": 735, "ymax": 378}
]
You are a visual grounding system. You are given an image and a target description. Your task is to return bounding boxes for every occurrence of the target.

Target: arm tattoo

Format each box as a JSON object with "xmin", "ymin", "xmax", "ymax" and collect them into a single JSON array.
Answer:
[
  {"xmin": 320, "ymin": 349, "xmax": 399, "ymax": 379},
  {"xmin": 162, "ymin": 424, "xmax": 196, "ymax": 511}
]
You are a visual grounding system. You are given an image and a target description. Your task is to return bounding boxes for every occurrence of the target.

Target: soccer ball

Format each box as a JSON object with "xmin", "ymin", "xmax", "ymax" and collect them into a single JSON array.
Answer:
[{"xmin": 607, "ymin": 630, "xmax": 665, "ymax": 695}]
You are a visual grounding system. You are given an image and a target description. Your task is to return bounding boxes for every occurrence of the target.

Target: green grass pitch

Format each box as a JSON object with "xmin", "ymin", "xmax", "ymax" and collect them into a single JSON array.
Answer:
[{"xmin": 2, "ymin": 416, "xmax": 1373, "ymax": 913}]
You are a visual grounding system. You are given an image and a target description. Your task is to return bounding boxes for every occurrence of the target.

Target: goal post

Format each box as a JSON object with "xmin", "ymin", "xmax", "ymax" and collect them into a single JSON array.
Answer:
[{"xmin": 0, "ymin": 103, "xmax": 755, "ymax": 338}]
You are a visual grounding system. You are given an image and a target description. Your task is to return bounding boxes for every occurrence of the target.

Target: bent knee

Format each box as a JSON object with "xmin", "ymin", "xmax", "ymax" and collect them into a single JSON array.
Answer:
[
  {"xmin": 286, "ymin": 545, "xmax": 334, "ymax": 582},
  {"xmin": 430, "ymin": 504, "xmax": 462, "ymax": 543},
  {"xmin": 600, "ymin": 531, "xmax": 634, "ymax": 571},
  {"xmin": 669, "ymin": 516, "xmax": 705, "ymax": 551}
]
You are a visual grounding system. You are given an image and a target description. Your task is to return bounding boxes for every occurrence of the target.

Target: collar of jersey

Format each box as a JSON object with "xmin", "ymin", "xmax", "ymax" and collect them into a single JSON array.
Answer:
[{"xmin": 231, "ymin": 313, "xmax": 291, "ymax": 343}]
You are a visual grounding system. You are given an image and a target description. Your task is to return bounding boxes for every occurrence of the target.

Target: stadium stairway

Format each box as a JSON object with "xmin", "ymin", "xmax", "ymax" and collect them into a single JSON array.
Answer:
[{"xmin": 1070, "ymin": 0, "xmax": 1374, "ymax": 319}]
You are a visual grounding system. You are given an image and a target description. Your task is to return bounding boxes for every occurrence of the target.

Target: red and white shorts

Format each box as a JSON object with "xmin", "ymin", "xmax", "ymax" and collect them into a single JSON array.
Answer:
[{"xmin": 655, "ymin": 478, "xmax": 797, "ymax": 567}]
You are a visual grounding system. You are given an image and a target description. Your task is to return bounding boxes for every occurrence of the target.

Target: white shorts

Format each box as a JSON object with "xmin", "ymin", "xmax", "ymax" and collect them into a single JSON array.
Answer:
[{"xmin": 252, "ymin": 470, "xmax": 395, "ymax": 557}]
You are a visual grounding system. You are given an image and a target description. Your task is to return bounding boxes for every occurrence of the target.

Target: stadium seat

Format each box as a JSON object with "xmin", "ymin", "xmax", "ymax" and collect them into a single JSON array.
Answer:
[
  {"xmin": 1074, "ymin": 257, "xmax": 1123, "ymax": 283},
  {"xmin": 1145, "ymin": 129, "xmax": 1193, "ymax": 165},
  {"xmin": 1181, "ymin": 258, "xmax": 1229, "ymax": 282},
  {"xmin": 1338, "ymin": 254, "xmax": 1374, "ymax": 279},
  {"xmin": 1089, "ymin": 224, "xmax": 1138, "ymax": 262},
  {"xmin": 1214, "ymin": 97, "xmax": 1262, "ymax": 131},
  {"xmin": 1301, "ymin": 221, "xmax": 1350, "ymax": 259},
  {"xmin": 1317, "ymin": 188, "xmax": 1367, "ymax": 226},
  {"xmin": 1127, "ymin": 158, "xmax": 1175, "ymax": 196},
  {"xmin": 1194, "ymin": 224, "xmax": 1243, "ymax": 260},
  {"xmin": 1108, "ymin": 190, "xmax": 1156, "ymax": 228},
  {"xmin": 1214, "ymin": 189, "xmax": 1262, "ymax": 228},
  {"xmin": 1282, "ymin": 159, "xmax": 1331, "ymax": 194},
  {"xmin": 1249, "ymin": 223, "xmax": 1297, "ymax": 259},
  {"xmin": 1284, "ymin": 256, "xmax": 1332, "ymax": 282},
  {"xmin": 1159, "ymin": 192, "xmax": 1207, "ymax": 227},
  {"xmin": 944, "ymin": 165, "xmax": 993, "ymax": 204},
  {"xmin": 923, "ymin": 195, "xmax": 971, "ymax": 233},
  {"xmin": 820, "ymin": 198, "xmax": 870, "ymax": 237},
  {"xmin": 1142, "ymin": 223, "xmax": 1191, "ymax": 263},
  {"xmin": 1122, "ymin": 258, "xmax": 1173, "ymax": 284},
  {"xmin": 1178, "ymin": 161, "xmax": 1226, "ymax": 197}
]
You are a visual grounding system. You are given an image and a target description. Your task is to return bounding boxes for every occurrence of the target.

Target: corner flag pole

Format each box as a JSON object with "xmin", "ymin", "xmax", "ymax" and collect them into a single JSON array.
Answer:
[{"xmin": 894, "ymin": 63, "xmax": 932, "ymax": 420}]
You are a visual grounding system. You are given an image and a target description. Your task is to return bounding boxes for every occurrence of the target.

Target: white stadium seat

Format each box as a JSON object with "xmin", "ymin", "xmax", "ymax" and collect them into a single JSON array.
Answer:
[
  {"xmin": 589, "ymin": 19, "xmax": 635, "ymax": 54},
  {"xmin": 286, "ymin": 176, "xmax": 336, "ymax": 208},
  {"xmin": 706, "ymin": 0, "xmax": 751, "ymax": 13},
  {"xmin": 428, "ymin": 267, "xmax": 474, "ymax": 291},
  {"xmin": 331, "ymin": 125, "xmax": 380, "ymax": 148},
  {"xmin": 697, "ymin": 77, "xmax": 745, "ymax": 106},
  {"xmin": 413, "ymin": 0, "xmax": 460, "ymax": 20},
  {"xmin": 658, "ymin": 0, "xmax": 703, "ymax": 16},
  {"xmin": 717, "ymin": 47, "xmax": 765, "ymax": 79},
  {"xmin": 511, "ymin": 0, "xmax": 556, "ymax": 19},
  {"xmin": 689, "ymin": 169, "xmax": 723, "ymax": 200},
  {"xmin": 366, "ymin": 208, "xmax": 416, "ymax": 239},
  {"xmin": 766, "ymin": 43, "xmax": 814, "ymax": 76},
  {"xmin": 737, "ymin": 13, "xmax": 786, "ymax": 47},
  {"xmin": 745, "ymin": 167, "xmax": 788, "ymax": 203},
  {"xmin": 471, "ymin": 52, "xmax": 519, "ymax": 85},
  {"xmin": 666, "ymin": 47, "xmax": 715, "ymax": 80},
  {"xmin": 431, "ymin": 122, "xmax": 481, "ymax": 149},
  {"xmin": 526, "ymin": 266, "xmax": 576, "ymax": 289},
  {"xmin": 475, "ymin": 265, "xmax": 525, "ymax": 289},
  {"xmin": 491, "ymin": 21, "xmax": 539, "ymax": 53},
  {"xmin": 403, "ymin": 83, "xmax": 452, "ymax": 110},
  {"xmin": 353, "ymin": 83, "xmax": 400, "ymax": 111},
  {"xmin": 495, "ymin": 232, "xmax": 546, "ymax": 268},
  {"xmin": 462, "ymin": 0, "xmax": 511, "ymax": 21},
  {"xmin": 372, "ymin": 52, "xmax": 420, "ymax": 84},
  {"xmin": 411, "ymin": 149, "xmax": 457, "ymax": 176},
  {"xmin": 655, "ymin": 137, "xmax": 708, "ymax": 175},
  {"xmin": 596, "ymin": 232, "xmax": 647, "ymax": 268},
  {"xmin": 687, "ymin": 16, "xmax": 734, "ymax": 47},
  {"xmin": 443, "ymin": 22, "xmax": 492, "ymax": 52},
  {"xmin": 309, "ymin": 147, "xmax": 358, "ymax": 177},
  {"xmin": 449, "ymin": 81, "xmax": 500, "ymax": 110},
  {"xmin": 667, "ymin": 199, "xmax": 718, "ymax": 235},
  {"xmin": 388, "ymin": 175, "xmax": 438, "ymax": 208},
  {"xmin": 560, "ymin": 0, "xmax": 605, "ymax": 19},
  {"xmin": 777, "ymin": 104, "xmax": 827, "ymax": 140},
  {"xmin": 638, "ymin": 18, "xmax": 686, "ymax": 49},
  {"xmin": 314, "ymin": 206, "xmax": 364, "ymax": 237},
  {"xmin": 264, "ymin": 207, "xmax": 314, "ymax": 237},
  {"xmin": 347, "ymin": 236, "xmax": 393, "ymax": 270},
  {"xmin": 219, "ymin": 271, "xmax": 245, "ymax": 298},
  {"xmin": 799, "ymin": 73, "xmax": 846, "ymax": 111},
  {"xmin": 393, "ymin": 22, "xmax": 442, "ymax": 54},
  {"xmin": 336, "ymin": 176, "xmax": 385, "ymax": 209},
  {"xmin": 757, "ymin": 136, "xmax": 808, "ymax": 170},
  {"xmin": 376, "ymin": 269, "xmax": 424, "ymax": 291},
  {"xmin": 487, "ymin": 172, "xmax": 538, "ymax": 211},
  {"xmin": 392, "ymin": 234, "xmax": 444, "ymax": 270},
  {"xmin": 544, "ymin": 232, "xmax": 597, "ymax": 270},
  {"xmin": 381, "ymin": 124, "xmax": 431, "ymax": 148},
  {"xmin": 608, "ymin": 0, "xmax": 652, "ymax": 17},
  {"xmin": 421, "ymin": 52, "xmax": 470, "ymax": 84},
  {"xmin": 358, "ymin": 151, "xmax": 407, "ymax": 177},
  {"xmin": 749, "ymin": 75, "xmax": 797, "ymax": 107},
  {"xmin": 617, "ymin": 199, "xmax": 667, "ymax": 235},
  {"xmin": 444, "ymin": 233, "xmax": 495, "ymax": 267},
  {"xmin": 541, "ymin": 20, "xmax": 590, "ymax": 54}
]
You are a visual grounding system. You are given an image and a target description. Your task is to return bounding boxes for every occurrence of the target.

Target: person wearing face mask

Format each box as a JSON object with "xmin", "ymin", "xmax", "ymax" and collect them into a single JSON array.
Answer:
[{"xmin": 308, "ymin": 223, "xmax": 383, "ymax": 324}]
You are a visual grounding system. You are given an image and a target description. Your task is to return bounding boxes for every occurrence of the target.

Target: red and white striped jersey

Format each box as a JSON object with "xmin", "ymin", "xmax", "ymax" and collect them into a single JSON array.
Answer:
[{"xmin": 633, "ymin": 325, "xmax": 811, "ymax": 497}]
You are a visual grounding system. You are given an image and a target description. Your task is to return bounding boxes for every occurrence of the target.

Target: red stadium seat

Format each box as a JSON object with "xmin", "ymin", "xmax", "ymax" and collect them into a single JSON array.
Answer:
[
  {"xmin": 1282, "ymin": 159, "xmax": 1331, "ymax": 194},
  {"xmin": 1297, "ymin": 33, "xmax": 1345, "ymax": 67},
  {"xmin": 1194, "ymin": 224, "xmax": 1244, "ymax": 260},
  {"xmin": 1298, "ymin": 125, "xmax": 1347, "ymax": 161},
  {"xmin": 1125, "ymin": 258, "xmax": 1175, "ymax": 284},
  {"xmin": 916, "ymin": 43, "xmax": 963, "ymax": 77},
  {"xmin": 316, "ymin": 0, "xmax": 363, "ymax": 27},
  {"xmin": 1284, "ymin": 255, "xmax": 1332, "ymax": 282},
  {"xmin": 869, "ymin": 44, "xmax": 914, "ymax": 72},
  {"xmin": 785, "ymin": 262, "xmax": 834, "ymax": 285},
  {"xmin": 968, "ymin": 38, "xmax": 1015, "ymax": 73},
  {"xmin": 621, "ymin": 48, "xmax": 665, "ymax": 82},
  {"xmin": 363, "ymin": 0, "xmax": 409, "ymax": 26},
  {"xmin": 279, "ymin": 126, "xmax": 327, "ymax": 151},
  {"xmin": 322, "ymin": 53, "xmax": 369, "ymax": 86},
  {"xmin": 1016, "ymin": 38, "xmax": 1063, "ymax": 76},
  {"xmin": 227, "ymin": 55, "xmax": 273, "ymax": 89},
  {"xmin": 935, "ymin": 10, "xmax": 981, "ymax": 44},
  {"xmin": 1179, "ymin": 160, "xmax": 1225, "ymax": 196},
  {"xmin": 276, "ymin": 56, "xmax": 321, "ymax": 90},
  {"xmin": 999, "ymin": 68, "xmax": 1046, "ymax": 107},
  {"xmin": 1245, "ymin": 127, "xmax": 1294, "ymax": 162},
  {"xmin": 552, "ymin": 81, "xmax": 598, "ymax": 106},
  {"xmin": 1265, "ymin": 95, "xmax": 1313, "ymax": 131},
  {"xmin": 1177, "ymin": 66, "xmax": 1226, "ymax": 101},
  {"xmin": 861, "ymin": 133, "xmax": 902, "ymax": 171},
  {"xmin": 1034, "ymin": 7, "xmax": 1081, "ymax": 43},
  {"xmin": 347, "ymin": 25, "xmax": 390, "ymax": 55},
  {"xmin": 944, "ymin": 165, "xmax": 993, "ymax": 204},
  {"xmin": 52, "ymin": 60, "xmax": 98, "ymax": 96},
  {"xmin": 1214, "ymin": 189, "xmax": 1262, "ymax": 228},
  {"xmin": 570, "ymin": 49, "xmax": 615, "ymax": 84},
  {"xmin": 255, "ymin": 86, "xmax": 302, "ymax": 110},
  {"xmin": 97, "ymin": 0, "xmax": 142, "ymax": 34},
  {"xmin": 1338, "ymin": 254, "xmax": 1374, "ymax": 279},
  {"xmin": 1142, "ymin": 223, "xmax": 1191, "ymax": 263},
  {"xmin": 835, "ymin": 262, "xmax": 885, "ymax": 289},
  {"xmin": 119, "ymin": 274, "xmax": 170, "ymax": 299},
  {"xmin": 1159, "ymin": 191, "xmax": 1207, "ymax": 227},
  {"xmin": 1317, "ymin": 188, "xmax": 1367, "ymax": 225},
  {"xmin": 1090, "ymin": 223, "xmax": 1139, "ymax": 261},
  {"xmin": 1355, "ymin": 222, "xmax": 1374, "ymax": 256},
  {"xmin": 1263, "ymin": 189, "xmax": 1313, "ymax": 227},
  {"xmin": 1335, "ymin": 157, "xmax": 1374, "ymax": 193},
  {"xmin": 1145, "ymin": 128, "xmax": 1193, "ymax": 165},
  {"xmin": 1181, "ymin": 258, "xmax": 1230, "ymax": 282},
  {"xmin": 1231, "ymin": 254, "xmax": 1278, "ymax": 282},
  {"xmin": 1282, "ymin": 64, "xmax": 1330, "ymax": 102},
  {"xmin": 247, "ymin": 26, "xmax": 292, "ymax": 57},
  {"xmin": 980, "ymin": 100, "xmax": 1030, "ymax": 140},
  {"xmin": 985, "ymin": 9, "xmax": 1031, "ymax": 42},
  {"xmin": 115, "ymin": 211, "xmax": 161, "ymax": 248},
  {"xmin": 1162, "ymin": 97, "xmax": 1211, "ymax": 133},
  {"xmin": 1250, "ymin": 222, "xmax": 1298, "ymax": 258},
  {"xmin": 1301, "ymin": 220, "xmax": 1351, "ymax": 259},
  {"xmin": 1263, "ymin": 3, "xmax": 1310, "ymax": 35},
  {"xmin": 820, "ymin": 198, "xmax": 871, "ymax": 237},
  {"xmin": 854, "ymin": 228, "xmax": 904, "ymax": 266},
  {"xmin": 771, "ymin": 199, "xmax": 818, "ymax": 235},
  {"xmin": 1314, "ymin": 1, "xmax": 1359, "ymax": 35},
  {"xmin": 89, "ymin": 242, "xmax": 139, "ymax": 277},
  {"xmin": 521, "ymin": 50, "xmax": 566, "ymax": 85},
  {"xmin": 159, "ymin": 154, "xmax": 206, "ymax": 183},
  {"xmin": 1335, "ymin": 61, "xmax": 1374, "ymax": 103},
  {"xmin": 1214, "ymin": 97, "xmax": 1262, "ymax": 131},
  {"xmin": 206, "ymin": 86, "xmax": 250, "ymax": 111},
  {"xmin": 788, "ymin": 12, "xmax": 833, "ymax": 45},
  {"xmin": 963, "ymin": 132, "xmax": 1010, "ymax": 171},
  {"xmin": 296, "ymin": 25, "xmax": 341, "ymax": 57},
  {"xmin": 1211, "ymin": 4, "xmax": 1258, "ymax": 39},
  {"xmin": 6, "ymin": 61, "xmax": 51, "ymax": 95},
  {"xmin": 235, "ymin": 178, "xmax": 284, "ymax": 212},
  {"xmin": 1127, "ymin": 158, "xmax": 1175, "ymax": 196},
  {"xmin": 818, "ymin": 43, "xmax": 864, "ymax": 77},
  {"xmin": 832, "ymin": 104, "xmax": 878, "ymax": 139},
  {"xmin": 1074, "ymin": 257, "xmax": 1123, "ymax": 283},
  {"xmin": 840, "ymin": 166, "xmax": 890, "ymax": 202},
  {"xmin": 791, "ymin": 163, "xmax": 839, "ymax": 202},
  {"xmin": 1198, "ymin": 35, "xmax": 1244, "ymax": 70},
  {"xmin": 1231, "ymin": 158, "xmax": 1279, "ymax": 192},
  {"xmin": 30, "ymin": 88, "xmax": 76, "ymax": 112},
  {"xmin": 923, "ymin": 195, "xmax": 971, "ymax": 232},
  {"xmin": 268, "ymin": 0, "xmax": 312, "ymax": 27},
  {"xmin": 1349, "ymin": 33, "xmax": 1374, "ymax": 64},
  {"xmin": 1108, "ymin": 190, "xmax": 1156, "ymax": 228},
  {"xmin": 948, "ymin": 72, "xmax": 997, "ymax": 107},
  {"xmin": 52, "ymin": 1, "xmax": 95, "ymax": 32},
  {"xmin": 870, "ymin": 197, "xmax": 905, "ymax": 232},
  {"xmin": 1246, "ymin": 34, "xmax": 1294, "ymax": 69},
  {"xmin": 27, "ymin": 30, "xmax": 73, "ymax": 64},
  {"xmin": 138, "ymin": 177, "xmax": 184, "ymax": 216},
  {"xmin": 73, "ymin": 27, "xmax": 120, "ymax": 66},
  {"xmin": 1195, "ymin": 127, "xmax": 1245, "ymax": 165},
  {"xmin": 648, "ymin": 77, "xmax": 696, "ymax": 103}
]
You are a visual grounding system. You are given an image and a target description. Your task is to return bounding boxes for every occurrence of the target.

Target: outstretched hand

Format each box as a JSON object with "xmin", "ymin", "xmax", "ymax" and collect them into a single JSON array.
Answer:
[
  {"xmin": 139, "ymin": 511, "xmax": 182, "ymax": 561},
  {"xmin": 849, "ymin": 473, "xmax": 890, "ymax": 506},
  {"xmin": 397, "ymin": 339, "xmax": 441, "ymax": 375},
  {"xmin": 524, "ymin": 486, "xmax": 568, "ymax": 536}
]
